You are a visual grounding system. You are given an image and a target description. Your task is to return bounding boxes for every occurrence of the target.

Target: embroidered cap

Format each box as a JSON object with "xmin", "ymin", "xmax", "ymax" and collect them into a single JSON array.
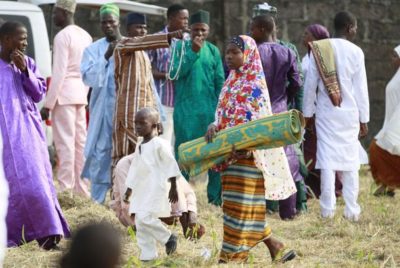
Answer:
[
  {"xmin": 126, "ymin": 13, "xmax": 146, "ymax": 26},
  {"xmin": 189, "ymin": 10, "xmax": 210, "ymax": 25},
  {"xmin": 100, "ymin": 3, "xmax": 120, "ymax": 18},
  {"xmin": 55, "ymin": 0, "xmax": 76, "ymax": 13}
]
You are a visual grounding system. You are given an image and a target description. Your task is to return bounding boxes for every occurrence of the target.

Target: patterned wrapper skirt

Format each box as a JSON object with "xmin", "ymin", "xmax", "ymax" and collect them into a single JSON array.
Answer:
[
  {"xmin": 220, "ymin": 157, "xmax": 272, "ymax": 263},
  {"xmin": 370, "ymin": 139, "xmax": 400, "ymax": 188}
]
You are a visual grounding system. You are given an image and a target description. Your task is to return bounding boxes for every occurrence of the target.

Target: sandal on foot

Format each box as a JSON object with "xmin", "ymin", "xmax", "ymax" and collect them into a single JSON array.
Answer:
[
  {"xmin": 165, "ymin": 234, "xmax": 177, "ymax": 255},
  {"xmin": 272, "ymin": 248, "xmax": 296, "ymax": 263},
  {"xmin": 374, "ymin": 186, "xmax": 395, "ymax": 197}
]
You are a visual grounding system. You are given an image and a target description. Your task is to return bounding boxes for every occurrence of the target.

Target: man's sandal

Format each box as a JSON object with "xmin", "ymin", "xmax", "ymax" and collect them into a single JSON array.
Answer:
[{"xmin": 272, "ymin": 248, "xmax": 296, "ymax": 263}]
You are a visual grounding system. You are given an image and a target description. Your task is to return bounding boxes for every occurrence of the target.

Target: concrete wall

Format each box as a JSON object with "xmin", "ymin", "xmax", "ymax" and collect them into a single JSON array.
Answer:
[
  {"xmin": 40, "ymin": 0, "xmax": 399, "ymax": 146},
  {"xmin": 140, "ymin": 0, "xmax": 399, "ymax": 146}
]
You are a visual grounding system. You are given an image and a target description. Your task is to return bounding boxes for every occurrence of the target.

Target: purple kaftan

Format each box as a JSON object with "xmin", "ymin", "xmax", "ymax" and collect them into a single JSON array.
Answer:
[
  {"xmin": 0, "ymin": 56, "xmax": 70, "ymax": 247},
  {"xmin": 258, "ymin": 42, "xmax": 303, "ymax": 182}
]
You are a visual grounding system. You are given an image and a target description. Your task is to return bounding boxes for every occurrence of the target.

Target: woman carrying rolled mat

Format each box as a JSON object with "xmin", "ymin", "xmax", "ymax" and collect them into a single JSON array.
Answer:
[{"xmin": 205, "ymin": 35, "xmax": 296, "ymax": 264}]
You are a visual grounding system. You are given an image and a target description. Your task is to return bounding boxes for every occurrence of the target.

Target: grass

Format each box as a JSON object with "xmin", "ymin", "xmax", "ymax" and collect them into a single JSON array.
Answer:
[{"xmin": 3, "ymin": 168, "xmax": 400, "ymax": 268}]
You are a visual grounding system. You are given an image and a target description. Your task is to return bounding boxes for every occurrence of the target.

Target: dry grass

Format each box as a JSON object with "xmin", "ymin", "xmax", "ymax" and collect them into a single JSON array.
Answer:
[{"xmin": 3, "ymin": 168, "xmax": 400, "ymax": 268}]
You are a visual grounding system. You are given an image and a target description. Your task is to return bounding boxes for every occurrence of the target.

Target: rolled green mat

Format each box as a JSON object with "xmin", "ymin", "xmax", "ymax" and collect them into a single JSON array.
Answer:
[{"xmin": 178, "ymin": 109, "xmax": 304, "ymax": 176}]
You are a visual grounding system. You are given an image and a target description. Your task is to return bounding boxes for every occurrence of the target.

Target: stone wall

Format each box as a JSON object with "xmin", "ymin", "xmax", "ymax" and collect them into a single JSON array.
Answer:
[
  {"xmin": 141, "ymin": 0, "xmax": 399, "ymax": 146},
  {"xmin": 38, "ymin": 0, "xmax": 399, "ymax": 146}
]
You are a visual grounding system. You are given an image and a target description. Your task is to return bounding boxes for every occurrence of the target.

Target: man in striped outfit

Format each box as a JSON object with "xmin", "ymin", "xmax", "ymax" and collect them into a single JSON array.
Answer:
[{"xmin": 112, "ymin": 13, "xmax": 181, "ymax": 178}]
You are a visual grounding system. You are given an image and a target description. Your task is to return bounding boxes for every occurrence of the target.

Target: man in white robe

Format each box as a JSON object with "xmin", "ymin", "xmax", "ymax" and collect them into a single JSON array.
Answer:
[{"xmin": 303, "ymin": 11, "xmax": 369, "ymax": 221}]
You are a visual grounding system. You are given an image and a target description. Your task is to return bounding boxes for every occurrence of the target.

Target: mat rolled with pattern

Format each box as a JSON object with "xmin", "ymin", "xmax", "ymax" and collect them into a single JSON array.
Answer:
[{"xmin": 178, "ymin": 109, "xmax": 304, "ymax": 176}]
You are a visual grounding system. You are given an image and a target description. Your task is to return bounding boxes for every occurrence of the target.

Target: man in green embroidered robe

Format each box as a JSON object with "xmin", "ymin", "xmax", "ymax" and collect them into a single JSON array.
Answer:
[{"xmin": 169, "ymin": 10, "xmax": 224, "ymax": 206}]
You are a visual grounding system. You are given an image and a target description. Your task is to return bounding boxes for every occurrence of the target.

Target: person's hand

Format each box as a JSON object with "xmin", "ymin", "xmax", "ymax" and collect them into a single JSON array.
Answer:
[
  {"xmin": 11, "ymin": 49, "xmax": 27, "ymax": 72},
  {"xmin": 168, "ymin": 30, "xmax": 184, "ymax": 40},
  {"xmin": 168, "ymin": 178, "xmax": 178, "ymax": 203},
  {"xmin": 40, "ymin": 108, "xmax": 50, "ymax": 121},
  {"xmin": 329, "ymin": 92, "xmax": 342, "ymax": 107},
  {"xmin": 192, "ymin": 36, "xmax": 204, "ymax": 53},
  {"xmin": 230, "ymin": 145, "xmax": 251, "ymax": 161},
  {"xmin": 123, "ymin": 188, "xmax": 132, "ymax": 203},
  {"xmin": 205, "ymin": 123, "xmax": 217, "ymax": 143},
  {"xmin": 104, "ymin": 40, "xmax": 118, "ymax": 60},
  {"xmin": 359, "ymin": 122, "xmax": 368, "ymax": 139},
  {"xmin": 304, "ymin": 117, "xmax": 314, "ymax": 134},
  {"xmin": 120, "ymin": 37, "xmax": 139, "ymax": 45}
]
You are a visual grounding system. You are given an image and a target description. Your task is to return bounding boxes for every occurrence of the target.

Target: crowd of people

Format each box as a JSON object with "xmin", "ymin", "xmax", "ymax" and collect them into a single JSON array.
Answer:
[{"xmin": 0, "ymin": 0, "xmax": 399, "ymax": 266}]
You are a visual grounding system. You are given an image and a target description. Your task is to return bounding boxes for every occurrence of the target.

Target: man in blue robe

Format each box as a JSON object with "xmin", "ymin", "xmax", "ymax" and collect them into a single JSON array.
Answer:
[{"xmin": 80, "ymin": 3, "xmax": 122, "ymax": 203}]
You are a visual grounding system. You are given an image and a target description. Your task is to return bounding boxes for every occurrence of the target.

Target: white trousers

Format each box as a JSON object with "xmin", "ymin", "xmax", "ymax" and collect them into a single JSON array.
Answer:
[
  {"xmin": 160, "ymin": 105, "xmax": 175, "ymax": 147},
  {"xmin": 320, "ymin": 169, "xmax": 361, "ymax": 220},
  {"xmin": 52, "ymin": 103, "xmax": 89, "ymax": 197},
  {"xmin": 0, "ymin": 127, "xmax": 8, "ymax": 268},
  {"xmin": 135, "ymin": 212, "xmax": 171, "ymax": 261}
]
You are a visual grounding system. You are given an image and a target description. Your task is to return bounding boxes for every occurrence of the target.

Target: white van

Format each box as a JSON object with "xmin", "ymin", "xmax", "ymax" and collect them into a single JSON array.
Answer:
[
  {"xmin": 20, "ymin": 0, "xmax": 167, "ymax": 15},
  {"xmin": 0, "ymin": 1, "xmax": 52, "ymax": 83},
  {"xmin": 20, "ymin": 0, "xmax": 167, "ymax": 43},
  {"xmin": 0, "ymin": 0, "xmax": 166, "ymax": 83}
]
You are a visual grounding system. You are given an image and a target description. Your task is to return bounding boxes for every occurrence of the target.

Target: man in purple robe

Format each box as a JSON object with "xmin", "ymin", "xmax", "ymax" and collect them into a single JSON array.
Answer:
[
  {"xmin": 0, "ymin": 21, "xmax": 70, "ymax": 249},
  {"xmin": 250, "ymin": 15, "xmax": 306, "ymax": 220}
]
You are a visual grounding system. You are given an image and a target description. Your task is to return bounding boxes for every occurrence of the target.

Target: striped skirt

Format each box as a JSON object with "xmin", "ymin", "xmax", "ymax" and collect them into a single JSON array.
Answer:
[{"xmin": 220, "ymin": 158, "xmax": 272, "ymax": 263}]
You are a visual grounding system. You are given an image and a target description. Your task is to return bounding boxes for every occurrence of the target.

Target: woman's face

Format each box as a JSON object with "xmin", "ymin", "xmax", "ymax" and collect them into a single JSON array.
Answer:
[
  {"xmin": 225, "ymin": 43, "xmax": 244, "ymax": 70},
  {"xmin": 302, "ymin": 29, "xmax": 315, "ymax": 48},
  {"xmin": 391, "ymin": 50, "xmax": 400, "ymax": 69}
]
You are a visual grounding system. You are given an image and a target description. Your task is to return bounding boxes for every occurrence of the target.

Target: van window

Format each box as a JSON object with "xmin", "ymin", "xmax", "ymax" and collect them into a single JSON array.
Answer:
[{"xmin": 0, "ymin": 15, "xmax": 35, "ymax": 60}]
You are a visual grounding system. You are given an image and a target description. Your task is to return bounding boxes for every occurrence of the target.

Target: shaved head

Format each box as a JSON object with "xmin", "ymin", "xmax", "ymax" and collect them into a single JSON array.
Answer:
[
  {"xmin": 136, "ymin": 107, "xmax": 160, "ymax": 124},
  {"xmin": 252, "ymin": 15, "xmax": 275, "ymax": 34},
  {"xmin": 334, "ymin": 11, "xmax": 356, "ymax": 32}
]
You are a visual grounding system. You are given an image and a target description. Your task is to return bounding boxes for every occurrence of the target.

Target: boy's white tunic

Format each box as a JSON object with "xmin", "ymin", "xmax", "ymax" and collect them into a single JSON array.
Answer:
[
  {"xmin": 303, "ymin": 38, "xmax": 369, "ymax": 171},
  {"xmin": 126, "ymin": 136, "xmax": 181, "ymax": 217}
]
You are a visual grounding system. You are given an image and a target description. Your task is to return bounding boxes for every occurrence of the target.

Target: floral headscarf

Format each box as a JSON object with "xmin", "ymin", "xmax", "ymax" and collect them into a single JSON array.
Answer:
[{"xmin": 216, "ymin": 35, "xmax": 272, "ymax": 131}]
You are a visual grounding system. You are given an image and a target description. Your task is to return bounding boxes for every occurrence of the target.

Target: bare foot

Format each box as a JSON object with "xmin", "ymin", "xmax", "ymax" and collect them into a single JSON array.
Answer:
[{"xmin": 263, "ymin": 236, "xmax": 284, "ymax": 259}]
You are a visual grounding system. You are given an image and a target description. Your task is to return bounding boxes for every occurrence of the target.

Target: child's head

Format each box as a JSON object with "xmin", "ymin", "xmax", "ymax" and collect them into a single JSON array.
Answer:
[
  {"xmin": 59, "ymin": 222, "xmax": 121, "ymax": 268},
  {"xmin": 249, "ymin": 15, "xmax": 276, "ymax": 43},
  {"xmin": 225, "ymin": 36, "xmax": 245, "ymax": 70},
  {"xmin": 135, "ymin": 107, "xmax": 161, "ymax": 138}
]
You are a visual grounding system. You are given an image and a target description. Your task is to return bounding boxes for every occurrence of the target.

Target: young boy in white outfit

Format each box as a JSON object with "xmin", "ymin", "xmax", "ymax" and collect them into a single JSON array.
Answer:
[{"xmin": 124, "ymin": 107, "xmax": 179, "ymax": 261}]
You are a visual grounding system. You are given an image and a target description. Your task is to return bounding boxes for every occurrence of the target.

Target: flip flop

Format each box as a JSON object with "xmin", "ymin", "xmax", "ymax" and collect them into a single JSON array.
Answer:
[{"xmin": 272, "ymin": 248, "xmax": 296, "ymax": 263}]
